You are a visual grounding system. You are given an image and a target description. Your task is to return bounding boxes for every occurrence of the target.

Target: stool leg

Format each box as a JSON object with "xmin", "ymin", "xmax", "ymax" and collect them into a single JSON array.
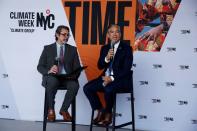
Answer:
[
  {"xmin": 43, "ymin": 90, "xmax": 48, "ymax": 131},
  {"xmin": 112, "ymin": 94, "xmax": 116, "ymax": 131},
  {"xmin": 131, "ymin": 93, "xmax": 135, "ymax": 131},
  {"xmin": 71, "ymin": 97, "xmax": 76, "ymax": 131},
  {"xmin": 90, "ymin": 110, "xmax": 94, "ymax": 131}
]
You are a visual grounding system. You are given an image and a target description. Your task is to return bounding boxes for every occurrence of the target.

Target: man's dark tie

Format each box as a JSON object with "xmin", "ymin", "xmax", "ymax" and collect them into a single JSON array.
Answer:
[
  {"xmin": 59, "ymin": 46, "xmax": 64, "ymax": 74},
  {"xmin": 108, "ymin": 43, "xmax": 114, "ymax": 76},
  {"xmin": 108, "ymin": 59, "xmax": 114, "ymax": 76}
]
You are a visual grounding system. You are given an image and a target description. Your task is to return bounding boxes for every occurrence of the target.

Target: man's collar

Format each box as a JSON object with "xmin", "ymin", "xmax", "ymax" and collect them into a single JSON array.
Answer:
[
  {"xmin": 56, "ymin": 42, "xmax": 65, "ymax": 47},
  {"xmin": 114, "ymin": 40, "xmax": 120, "ymax": 48}
]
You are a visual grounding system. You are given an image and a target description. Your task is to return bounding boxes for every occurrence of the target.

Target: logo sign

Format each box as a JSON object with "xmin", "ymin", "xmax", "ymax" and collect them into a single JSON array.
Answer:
[
  {"xmin": 139, "ymin": 81, "xmax": 148, "ymax": 85},
  {"xmin": 9, "ymin": 9, "xmax": 55, "ymax": 33},
  {"xmin": 126, "ymin": 97, "xmax": 131, "ymax": 101},
  {"xmin": 179, "ymin": 65, "xmax": 189, "ymax": 70},
  {"xmin": 178, "ymin": 100, "xmax": 188, "ymax": 105},
  {"xmin": 192, "ymin": 84, "xmax": 197, "ymax": 88},
  {"xmin": 153, "ymin": 64, "xmax": 162, "ymax": 69},
  {"xmin": 138, "ymin": 115, "xmax": 147, "ymax": 119},
  {"xmin": 1, "ymin": 105, "xmax": 9, "ymax": 109},
  {"xmin": 191, "ymin": 119, "xmax": 197, "ymax": 124},
  {"xmin": 164, "ymin": 117, "xmax": 174, "ymax": 122},
  {"xmin": 167, "ymin": 47, "xmax": 176, "ymax": 52},
  {"xmin": 115, "ymin": 113, "xmax": 122, "ymax": 117},
  {"xmin": 181, "ymin": 29, "xmax": 190, "ymax": 34},
  {"xmin": 126, "ymin": 96, "xmax": 135, "ymax": 101},
  {"xmin": 152, "ymin": 99, "xmax": 161, "ymax": 103},
  {"xmin": 165, "ymin": 82, "xmax": 175, "ymax": 87},
  {"xmin": 194, "ymin": 48, "xmax": 197, "ymax": 52},
  {"xmin": 133, "ymin": 63, "xmax": 137, "ymax": 67},
  {"xmin": 2, "ymin": 74, "xmax": 8, "ymax": 78}
]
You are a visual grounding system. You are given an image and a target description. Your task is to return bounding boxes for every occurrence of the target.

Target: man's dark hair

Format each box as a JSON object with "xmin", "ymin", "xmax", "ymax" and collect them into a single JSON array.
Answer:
[{"xmin": 55, "ymin": 25, "xmax": 70, "ymax": 41}]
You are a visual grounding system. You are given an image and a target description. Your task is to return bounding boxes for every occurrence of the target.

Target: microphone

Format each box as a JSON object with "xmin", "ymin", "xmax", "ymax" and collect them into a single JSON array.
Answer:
[
  {"xmin": 110, "ymin": 41, "xmax": 115, "ymax": 60},
  {"xmin": 110, "ymin": 41, "xmax": 115, "ymax": 50},
  {"xmin": 49, "ymin": 57, "xmax": 59, "ymax": 75},
  {"xmin": 54, "ymin": 57, "xmax": 59, "ymax": 66}
]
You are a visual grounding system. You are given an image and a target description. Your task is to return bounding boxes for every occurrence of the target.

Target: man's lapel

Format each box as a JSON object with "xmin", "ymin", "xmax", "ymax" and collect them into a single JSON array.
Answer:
[
  {"xmin": 113, "ymin": 42, "xmax": 123, "ymax": 61},
  {"xmin": 63, "ymin": 44, "xmax": 69, "ymax": 63},
  {"xmin": 51, "ymin": 43, "xmax": 57, "ymax": 58}
]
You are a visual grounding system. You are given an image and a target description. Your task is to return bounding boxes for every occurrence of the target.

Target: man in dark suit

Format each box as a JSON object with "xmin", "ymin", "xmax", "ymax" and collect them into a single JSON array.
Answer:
[
  {"xmin": 37, "ymin": 25, "xmax": 81, "ymax": 122},
  {"xmin": 83, "ymin": 24, "xmax": 133, "ymax": 126}
]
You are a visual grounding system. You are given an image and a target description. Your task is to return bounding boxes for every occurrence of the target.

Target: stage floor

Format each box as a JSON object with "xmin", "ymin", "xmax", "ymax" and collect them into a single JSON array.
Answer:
[{"xmin": 0, "ymin": 118, "xmax": 144, "ymax": 131}]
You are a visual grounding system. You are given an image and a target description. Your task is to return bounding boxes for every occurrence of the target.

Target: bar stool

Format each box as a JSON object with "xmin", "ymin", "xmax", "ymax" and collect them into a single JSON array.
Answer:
[
  {"xmin": 42, "ymin": 66, "xmax": 87, "ymax": 131},
  {"xmin": 90, "ymin": 75, "xmax": 135, "ymax": 131},
  {"xmin": 43, "ymin": 87, "xmax": 76, "ymax": 131}
]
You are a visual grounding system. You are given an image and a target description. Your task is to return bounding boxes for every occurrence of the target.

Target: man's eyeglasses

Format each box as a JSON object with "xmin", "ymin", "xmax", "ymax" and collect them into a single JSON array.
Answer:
[
  {"xmin": 60, "ymin": 33, "xmax": 69, "ymax": 37},
  {"xmin": 109, "ymin": 30, "xmax": 120, "ymax": 34}
]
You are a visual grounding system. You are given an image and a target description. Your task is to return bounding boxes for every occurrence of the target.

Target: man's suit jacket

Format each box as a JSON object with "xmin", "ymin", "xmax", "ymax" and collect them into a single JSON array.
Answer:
[
  {"xmin": 98, "ymin": 41, "xmax": 133, "ymax": 89},
  {"xmin": 37, "ymin": 43, "xmax": 81, "ymax": 86}
]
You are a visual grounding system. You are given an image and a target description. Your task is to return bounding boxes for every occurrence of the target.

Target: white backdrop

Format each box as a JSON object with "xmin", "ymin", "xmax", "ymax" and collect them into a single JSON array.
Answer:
[
  {"xmin": 0, "ymin": 0, "xmax": 197, "ymax": 131},
  {"xmin": 133, "ymin": 0, "xmax": 197, "ymax": 130}
]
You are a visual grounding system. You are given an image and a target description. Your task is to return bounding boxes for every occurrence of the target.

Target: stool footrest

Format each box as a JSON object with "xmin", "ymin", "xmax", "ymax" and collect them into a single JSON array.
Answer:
[
  {"xmin": 91, "ymin": 121, "xmax": 132, "ymax": 129},
  {"xmin": 47, "ymin": 119, "xmax": 72, "ymax": 123},
  {"xmin": 114, "ymin": 121, "xmax": 132, "ymax": 129}
]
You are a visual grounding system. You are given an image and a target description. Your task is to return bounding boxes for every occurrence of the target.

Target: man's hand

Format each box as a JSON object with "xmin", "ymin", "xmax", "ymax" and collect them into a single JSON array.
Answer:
[
  {"xmin": 102, "ymin": 76, "xmax": 112, "ymax": 86},
  {"xmin": 138, "ymin": 24, "xmax": 163, "ymax": 43},
  {"xmin": 48, "ymin": 65, "xmax": 58, "ymax": 74},
  {"xmin": 106, "ymin": 49, "xmax": 114, "ymax": 61}
]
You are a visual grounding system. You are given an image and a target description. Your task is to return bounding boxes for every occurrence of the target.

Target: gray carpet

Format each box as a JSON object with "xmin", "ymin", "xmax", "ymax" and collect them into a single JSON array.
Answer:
[{"xmin": 0, "ymin": 118, "xmax": 143, "ymax": 131}]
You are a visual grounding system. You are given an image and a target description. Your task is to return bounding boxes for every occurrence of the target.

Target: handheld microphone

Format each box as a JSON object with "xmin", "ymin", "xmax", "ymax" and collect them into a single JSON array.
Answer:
[
  {"xmin": 110, "ymin": 41, "xmax": 115, "ymax": 50},
  {"xmin": 54, "ymin": 57, "xmax": 59, "ymax": 66},
  {"xmin": 110, "ymin": 41, "xmax": 115, "ymax": 60},
  {"xmin": 49, "ymin": 57, "xmax": 59, "ymax": 75}
]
